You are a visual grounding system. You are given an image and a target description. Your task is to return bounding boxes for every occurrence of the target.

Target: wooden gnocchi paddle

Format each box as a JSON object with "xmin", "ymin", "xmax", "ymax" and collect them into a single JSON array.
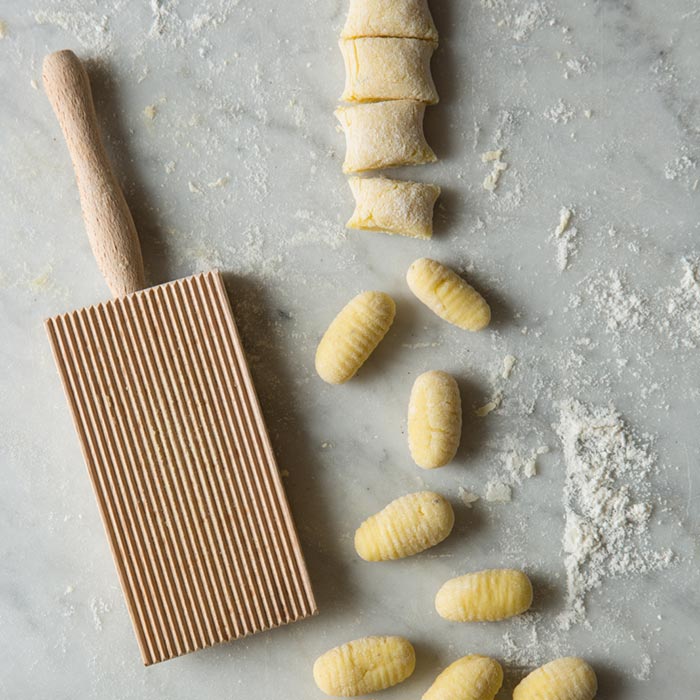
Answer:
[{"xmin": 42, "ymin": 50, "xmax": 316, "ymax": 665}]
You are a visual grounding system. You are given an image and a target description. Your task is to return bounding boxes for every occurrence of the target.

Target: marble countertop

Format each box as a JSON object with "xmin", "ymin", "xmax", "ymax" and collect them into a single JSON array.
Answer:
[{"xmin": 1, "ymin": 0, "xmax": 698, "ymax": 697}]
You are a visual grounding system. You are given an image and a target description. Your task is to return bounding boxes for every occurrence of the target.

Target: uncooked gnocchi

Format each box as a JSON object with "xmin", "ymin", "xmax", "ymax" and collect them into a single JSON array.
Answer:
[
  {"xmin": 408, "ymin": 370, "xmax": 461, "ymax": 468},
  {"xmin": 406, "ymin": 258, "xmax": 491, "ymax": 331},
  {"xmin": 341, "ymin": 0, "xmax": 438, "ymax": 42},
  {"xmin": 336, "ymin": 100, "xmax": 437, "ymax": 173},
  {"xmin": 513, "ymin": 657, "xmax": 597, "ymax": 700},
  {"xmin": 313, "ymin": 635, "xmax": 416, "ymax": 697},
  {"xmin": 347, "ymin": 177, "xmax": 440, "ymax": 240},
  {"xmin": 315, "ymin": 291, "xmax": 395, "ymax": 384},
  {"xmin": 355, "ymin": 491, "xmax": 454, "ymax": 561},
  {"xmin": 422, "ymin": 654, "xmax": 503, "ymax": 700},
  {"xmin": 340, "ymin": 37, "xmax": 438, "ymax": 104},
  {"xmin": 435, "ymin": 569, "xmax": 533, "ymax": 622}
]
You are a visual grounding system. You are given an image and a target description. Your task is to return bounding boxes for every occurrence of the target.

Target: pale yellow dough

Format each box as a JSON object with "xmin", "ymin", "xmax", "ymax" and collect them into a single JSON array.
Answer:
[
  {"xmin": 342, "ymin": 0, "xmax": 438, "ymax": 41},
  {"xmin": 340, "ymin": 37, "xmax": 438, "ymax": 104},
  {"xmin": 408, "ymin": 370, "xmax": 461, "ymax": 468},
  {"xmin": 313, "ymin": 635, "xmax": 416, "ymax": 696},
  {"xmin": 422, "ymin": 655, "xmax": 504, "ymax": 700},
  {"xmin": 406, "ymin": 258, "xmax": 491, "ymax": 331},
  {"xmin": 435, "ymin": 569, "xmax": 533, "ymax": 622},
  {"xmin": 354, "ymin": 491, "xmax": 454, "ymax": 561},
  {"xmin": 347, "ymin": 176, "xmax": 440, "ymax": 239},
  {"xmin": 513, "ymin": 657, "xmax": 597, "ymax": 700},
  {"xmin": 336, "ymin": 100, "xmax": 437, "ymax": 173},
  {"xmin": 315, "ymin": 291, "xmax": 396, "ymax": 384}
]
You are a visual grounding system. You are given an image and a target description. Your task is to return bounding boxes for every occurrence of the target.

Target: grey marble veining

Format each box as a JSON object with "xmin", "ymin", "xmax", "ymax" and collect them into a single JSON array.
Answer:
[{"xmin": 0, "ymin": 0, "xmax": 699, "ymax": 697}]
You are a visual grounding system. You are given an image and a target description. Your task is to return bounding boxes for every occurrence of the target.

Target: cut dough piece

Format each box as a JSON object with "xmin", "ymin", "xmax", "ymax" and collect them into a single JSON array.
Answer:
[
  {"xmin": 513, "ymin": 657, "xmax": 597, "ymax": 700},
  {"xmin": 355, "ymin": 491, "xmax": 454, "ymax": 561},
  {"xmin": 340, "ymin": 37, "xmax": 438, "ymax": 104},
  {"xmin": 342, "ymin": 0, "xmax": 438, "ymax": 42},
  {"xmin": 435, "ymin": 569, "xmax": 533, "ymax": 622},
  {"xmin": 406, "ymin": 258, "xmax": 491, "ymax": 331},
  {"xmin": 315, "ymin": 291, "xmax": 396, "ymax": 384},
  {"xmin": 347, "ymin": 177, "xmax": 440, "ymax": 239},
  {"xmin": 408, "ymin": 370, "xmax": 461, "ymax": 468},
  {"xmin": 422, "ymin": 655, "xmax": 503, "ymax": 700},
  {"xmin": 313, "ymin": 636, "xmax": 416, "ymax": 696},
  {"xmin": 336, "ymin": 101, "xmax": 437, "ymax": 173}
]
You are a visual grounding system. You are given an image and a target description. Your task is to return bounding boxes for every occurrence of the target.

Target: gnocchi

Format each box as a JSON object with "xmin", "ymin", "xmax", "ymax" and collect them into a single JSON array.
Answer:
[
  {"xmin": 313, "ymin": 635, "xmax": 416, "ymax": 697},
  {"xmin": 315, "ymin": 291, "xmax": 396, "ymax": 384},
  {"xmin": 513, "ymin": 657, "xmax": 597, "ymax": 700},
  {"xmin": 406, "ymin": 258, "xmax": 491, "ymax": 331},
  {"xmin": 341, "ymin": 0, "xmax": 438, "ymax": 42},
  {"xmin": 336, "ymin": 100, "xmax": 437, "ymax": 173},
  {"xmin": 435, "ymin": 569, "xmax": 533, "ymax": 622},
  {"xmin": 422, "ymin": 654, "xmax": 503, "ymax": 700},
  {"xmin": 340, "ymin": 37, "xmax": 438, "ymax": 104},
  {"xmin": 347, "ymin": 176, "xmax": 440, "ymax": 240},
  {"xmin": 355, "ymin": 491, "xmax": 454, "ymax": 561},
  {"xmin": 408, "ymin": 370, "xmax": 462, "ymax": 469}
]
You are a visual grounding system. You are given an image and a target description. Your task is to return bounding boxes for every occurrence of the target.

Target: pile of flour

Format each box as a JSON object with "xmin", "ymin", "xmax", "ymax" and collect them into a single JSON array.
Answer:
[{"xmin": 556, "ymin": 399, "xmax": 673, "ymax": 629}]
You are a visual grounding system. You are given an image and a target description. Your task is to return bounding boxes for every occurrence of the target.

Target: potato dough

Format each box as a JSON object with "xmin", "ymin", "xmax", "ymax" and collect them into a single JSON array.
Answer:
[
  {"xmin": 406, "ymin": 258, "xmax": 491, "ymax": 331},
  {"xmin": 342, "ymin": 0, "xmax": 438, "ymax": 41},
  {"xmin": 422, "ymin": 655, "xmax": 503, "ymax": 700},
  {"xmin": 513, "ymin": 657, "xmax": 597, "ymax": 700},
  {"xmin": 408, "ymin": 370, "xmax": 461, "ymax": 468},
  {"xmin": 340, "ymin": 37, "xmax": 438, "ymax": 104},
  {"xmin": 336, "ymin": 100, "xmax": 437, "ymax": 173},
  {"xmin": 347, "ymin": 177, "xmax": 440, "ymax": 239},
  {"xmin": 315, "ymin": 291, "xmax": 396, "ymax": 384},
  {"xmin": 435, "ymin": 569, "xmax": 533, "ymax": 622},
  {"xmin": 355, "ymin": 491, "xmax": 454, "ymax": 561},
  {"xmin": 313, "ymin": 636, "xmax": 416, "ymax": 697}
]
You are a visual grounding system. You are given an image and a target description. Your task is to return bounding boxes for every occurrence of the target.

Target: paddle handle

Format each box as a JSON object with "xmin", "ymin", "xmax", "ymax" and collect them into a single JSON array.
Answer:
[{"xmin": 43, "ymin": 50, "xmax": 145, "ymax": 297}]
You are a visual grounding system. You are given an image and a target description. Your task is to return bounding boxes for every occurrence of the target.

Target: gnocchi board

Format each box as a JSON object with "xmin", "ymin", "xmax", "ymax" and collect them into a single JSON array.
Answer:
[{"xmin": 42, "ymin": 50, "xmax": 316, "ymax": 665}]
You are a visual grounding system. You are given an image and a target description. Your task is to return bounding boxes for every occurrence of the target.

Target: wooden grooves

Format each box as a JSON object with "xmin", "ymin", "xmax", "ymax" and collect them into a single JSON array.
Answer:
[{"xmin": 45, "ymin": 270, "xmax": 317, "ymax": 665}]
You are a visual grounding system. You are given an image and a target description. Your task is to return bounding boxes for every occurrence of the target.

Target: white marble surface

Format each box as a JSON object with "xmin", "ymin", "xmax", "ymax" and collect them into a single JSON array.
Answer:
[{"xmin": 1, "ymin": 0, "xmax": 699, "ymax": 697}]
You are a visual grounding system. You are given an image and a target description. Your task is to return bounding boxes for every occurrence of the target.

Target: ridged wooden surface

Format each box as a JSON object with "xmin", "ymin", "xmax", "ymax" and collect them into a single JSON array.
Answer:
[{"xmin": 45, "ymin": 271, "xmax": 317, "ymax": 665}]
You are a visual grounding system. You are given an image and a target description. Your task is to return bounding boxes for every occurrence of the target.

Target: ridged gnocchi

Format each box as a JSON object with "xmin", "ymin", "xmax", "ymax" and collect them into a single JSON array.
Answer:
[
  {"xmin": 435, "ymin": 569, "xmax": 533, "ymax": 622},
  {"xmin": 406, "ymin": 258, "xmax": 491, "ymax": 331},
  {"xmin": 340, "ymin": 37, "xmax": 438, "ymax": 104},
  {"xmin": 355, "ymin": 491, "xmax": 454, "ymax": 561},
  {"xmin": 513, "ymin": 657, "xmax": 597, "ymax": 700},
  {"xmin": 422, "ymin": 654, "xmax": 504, "ymax": 700},
  {"xmin": 341, "ymin": 0, "xmax": 438, "ymax": 41},
  {"xmin": 313, "ymin": 635, "xmax": 416, "ymax": 697},
  {"xmin": 315, "ymin": 291, "xmax": 396, "ymax": 384},
  {"xmin": 336, "ymin": 100, "xmax": 437, "ymax": 173},
  {"xmin": 347, "ymin": 176, "xmax": 440, "ymax": 240},
  {"xmin": 408, "ymin": 370, "xmax": 462, "ymax": 469}
]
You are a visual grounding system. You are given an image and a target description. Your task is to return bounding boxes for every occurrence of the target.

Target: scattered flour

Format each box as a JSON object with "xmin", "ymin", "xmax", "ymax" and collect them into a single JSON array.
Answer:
[
  {"xmin": 590, "ymin": 270, "xmax": 648, "ymax": 333},
  {"xmin": 551, "ymin": 207, "xmax": 577, "ymax": 271},
  {"xmin": 482, "ymin": 149, "xmax": 508, "ymax": 192},
  {"xmin": 89, "ymin": 596, "xmax": 112, "ymax": 631},
  {"xmin": 33, "ymin": 4, "xmax": 115, "ymax": 53},
  {"xmin": 501, "ymin": 354, "xmax": 517, "ymax": 379},
  {"xmin": 562, "ymin": 54, "xmax": 594, "ymax": 79},
  {"xmin": 664, "ymin": 155, "xmax": 696, "ymax": 182},
  {"xmin": 543, "ymin": 99, "xmax": 575, "ymax": 124},
  {"xmin": 665, "ymin": 256, "xmax": 700, "ymax": 347},
  {"xmin": 458, "ymin": 487, "xmax": 480, "ymax": 508},
  {"xmin": 485, "ymin": 481, "xmax": 512, "ymax": 503},
  {"xmin": 557, "ymin": 399, "xmax": 673, "ymax": 630},
  {"xmin": 207, "ymin": 175, "xmax": 230, "ymax": 188},
  {"xmin": 475, "ymin": 393, "xmax": 502, "ymax": 416},
  {"xmin": 482, "ymin": 0, "xmax": 552, "ymax": 42}
]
